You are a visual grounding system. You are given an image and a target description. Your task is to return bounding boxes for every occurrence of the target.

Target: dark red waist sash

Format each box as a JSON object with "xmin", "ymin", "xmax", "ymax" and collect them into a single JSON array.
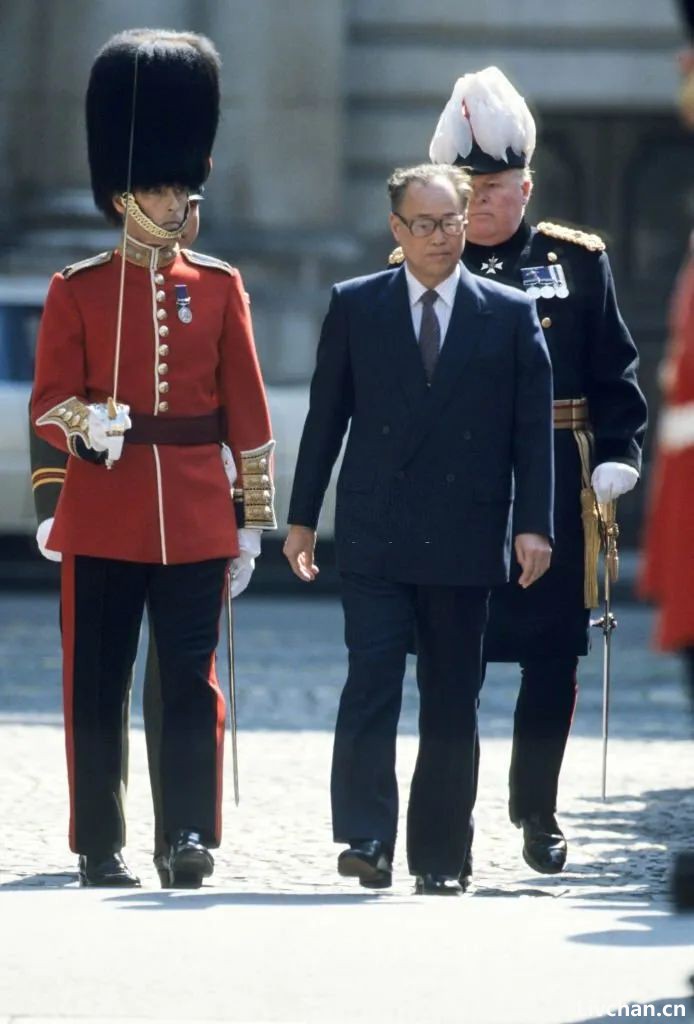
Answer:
[{"xmin": 127, "ymin": 409, "xmax": 224, "ymax": 445}]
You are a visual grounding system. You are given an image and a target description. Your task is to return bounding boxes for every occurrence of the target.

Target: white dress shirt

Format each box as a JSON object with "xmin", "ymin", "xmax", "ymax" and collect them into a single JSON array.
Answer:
[{"xmin": 404, "ymin": 262, "xmax": 461, "ymax": 348}]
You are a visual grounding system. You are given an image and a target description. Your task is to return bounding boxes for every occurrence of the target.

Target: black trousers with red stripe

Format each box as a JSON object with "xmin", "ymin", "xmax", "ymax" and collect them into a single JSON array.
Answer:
[{"xmin": 61, "ymin": 555, "xmax": 228, "ymax": 856}]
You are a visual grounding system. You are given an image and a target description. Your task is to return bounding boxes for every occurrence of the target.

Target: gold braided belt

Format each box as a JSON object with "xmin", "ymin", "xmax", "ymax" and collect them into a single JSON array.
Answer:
[
  {"xmin": 553, "ymin": 397, "xmax": 590, "ymax": 431},
  {"xmin": 553, "ymin": 397, "xmax": 600, "ymax": 609}
]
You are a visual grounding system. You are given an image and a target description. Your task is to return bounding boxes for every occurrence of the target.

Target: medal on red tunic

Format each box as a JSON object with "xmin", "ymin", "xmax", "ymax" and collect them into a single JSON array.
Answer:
[{"xmin": 175, "ymin": 283, "xmax": 193, "ymax": 323}]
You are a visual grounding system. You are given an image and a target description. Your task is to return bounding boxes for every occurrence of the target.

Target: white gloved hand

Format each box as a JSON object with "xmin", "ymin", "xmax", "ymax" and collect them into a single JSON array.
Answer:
[
  {"xmin": 36, "ymin": 518, "xmax": 61, "ymax": 562},
  {"xmin": 230, "ymin": 528, "xmax": 262, "ymax": 598},
  {"xmin": 591, "ymin": 462, "xmax": 639, "ymax": 503},
  {"xmin": 87, "ymin": 402, "xmax": 132, "ymax": 463},
  {"xmin": 220, "ymin": 443, "xmax": 237, "ymax": 487}
]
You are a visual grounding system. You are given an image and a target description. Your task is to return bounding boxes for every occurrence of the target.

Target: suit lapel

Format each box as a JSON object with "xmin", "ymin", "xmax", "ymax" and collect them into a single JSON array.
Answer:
[{"xmin": 377, "ymin": 267, "xmax": 429, "ymax": 409}]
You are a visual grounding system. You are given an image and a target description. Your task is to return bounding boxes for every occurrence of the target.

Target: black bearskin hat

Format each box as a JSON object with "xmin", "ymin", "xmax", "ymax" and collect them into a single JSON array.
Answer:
[{"xmin": 86, "ymin": 28, "xmax": 220, "ymax": 223}]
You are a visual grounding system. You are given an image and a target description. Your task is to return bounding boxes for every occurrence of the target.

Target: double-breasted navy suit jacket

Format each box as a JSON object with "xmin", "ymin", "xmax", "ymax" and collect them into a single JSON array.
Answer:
[{"xmin": 288, "ymin": 263, "xmax": 554, "ymax": 587}]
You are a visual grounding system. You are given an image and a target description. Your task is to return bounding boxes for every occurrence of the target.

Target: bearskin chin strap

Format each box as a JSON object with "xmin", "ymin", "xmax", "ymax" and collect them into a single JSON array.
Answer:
[{"xmin": 122, "ymin": 192, "xmax": 188, "ymax": 241}]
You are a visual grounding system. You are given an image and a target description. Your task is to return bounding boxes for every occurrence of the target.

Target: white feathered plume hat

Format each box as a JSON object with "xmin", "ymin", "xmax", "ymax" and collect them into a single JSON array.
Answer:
[{"xmin": 429, "ymin": 66, "xmax": 536, "ymax": 174}]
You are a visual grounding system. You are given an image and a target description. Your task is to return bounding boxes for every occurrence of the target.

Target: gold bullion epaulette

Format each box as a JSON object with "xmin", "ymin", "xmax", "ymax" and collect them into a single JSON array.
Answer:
[
  {"xmin": 537, "ymin": 221, "xmax": 606, "ymax": 253},
  {"xmin": 62, "ymin": 251, "xmax": 113, "ymax": 279},
  {"xmin": 181, "ymin": 249, "xmax": 234, "ymax": 275},
  {"xmin": 388, "ymin": 246, "xmax": 405, "ymax": 266}
]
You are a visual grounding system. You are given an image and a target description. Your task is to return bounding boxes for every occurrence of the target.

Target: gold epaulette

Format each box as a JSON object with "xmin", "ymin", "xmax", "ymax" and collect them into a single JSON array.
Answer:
[
  {"xmin": 62, "ymin": 251, "xmax": 113, "ymax": 279},
  {"xmin": 537, "ymin": 221, "xmax": 606, "ymax": 253},
  {"xmin": 388, "ymin": 246, "xmax": 405, "ymax": 266},
  {"xmin": 237, "ymin": 440, "xmax": 277, "ymax": 530},
  {"xmin": 181, "ymin": 249, "xmax": 234, "ymax": 275}
]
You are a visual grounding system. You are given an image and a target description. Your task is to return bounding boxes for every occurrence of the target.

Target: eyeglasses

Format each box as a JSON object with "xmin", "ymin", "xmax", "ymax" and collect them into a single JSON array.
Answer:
[{"xmin": 393, "ymin": 212, "xmax": 467, "ymax": 238}]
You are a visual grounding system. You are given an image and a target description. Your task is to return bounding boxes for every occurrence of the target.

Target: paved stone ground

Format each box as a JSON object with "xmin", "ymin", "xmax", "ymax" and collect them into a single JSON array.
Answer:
[
  {"xmin": 0, "ymin": 591, "xmax": 693, "ymax": 1023},
  {"xmin": 0, "ymin": 592, "xmax": 692, "ymax": 899}
]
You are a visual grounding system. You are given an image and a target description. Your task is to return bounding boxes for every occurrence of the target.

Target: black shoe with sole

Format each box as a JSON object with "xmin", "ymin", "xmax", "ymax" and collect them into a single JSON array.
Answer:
[
  {"xmin": 337, "ymin": 839, "xmax": 392, "ymax": 889},
  {"xmin": 167, "ymin": 830, "xmax": 214, "ymax": 889},
  {"xmin": 78, "ymin": 852, "xmax": 141, "ymax": 888},
  {"xmin": 414, "ymin": 873, "xmax": 462, "ymax": 896},
  {"xmin": 520, "ymin": 813, "xmax": 567, "ymax": 875}
]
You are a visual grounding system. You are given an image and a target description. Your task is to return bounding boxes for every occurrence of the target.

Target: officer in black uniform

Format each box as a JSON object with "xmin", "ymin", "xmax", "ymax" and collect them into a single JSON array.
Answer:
[{"xmin": 396, "ymin": 67, "xmax": 648, "ymax": 875}]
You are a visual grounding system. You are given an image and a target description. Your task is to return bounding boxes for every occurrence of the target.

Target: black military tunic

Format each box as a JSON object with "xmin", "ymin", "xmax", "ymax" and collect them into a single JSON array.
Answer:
[{"xmin": 462, "ymin": 219, "xmax": 647, "ymax": 660}]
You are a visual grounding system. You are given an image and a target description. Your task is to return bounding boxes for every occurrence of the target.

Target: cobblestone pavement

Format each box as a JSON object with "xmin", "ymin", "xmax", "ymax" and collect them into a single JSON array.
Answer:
[{"xmin": 0, "ymin": 592, "xmax": 692, "ymax": 901}]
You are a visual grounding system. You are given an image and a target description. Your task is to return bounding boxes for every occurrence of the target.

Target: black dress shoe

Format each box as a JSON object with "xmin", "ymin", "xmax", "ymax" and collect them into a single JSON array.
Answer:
[
  {"xmin": 78, "ymin": 852, "xmax": 141, "ymax": 888},
  {"xmin": 153, "ymin": 853, "xmax": 171, "ymax": 888},
  {"xmin": 168, "ymin": 830, "xmax": 214, "ymax": 889},
  {"xmin": 337, "ymin": 839, "xmax": 392, "ymax": 889},
  {"xmin": 520, "ymin": 813, "xmax": 567, "ymax": 875},
  {"xmin": 414, "ymin": 873, "xmax": 462, "ymax": 896}
]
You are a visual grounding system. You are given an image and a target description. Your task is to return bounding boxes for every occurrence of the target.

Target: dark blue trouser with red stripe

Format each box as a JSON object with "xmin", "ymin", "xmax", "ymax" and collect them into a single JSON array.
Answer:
[{"xmin": 60, "ymin": 555, "xmax": 227, "ymax": 856}]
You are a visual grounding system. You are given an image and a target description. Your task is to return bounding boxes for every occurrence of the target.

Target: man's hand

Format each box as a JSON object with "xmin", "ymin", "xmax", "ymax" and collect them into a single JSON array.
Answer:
[
  {"xmin": 515, "ymin": 533, "xmax": 552, "ymax": 589},
  {"xmin": 591, "ymin": 462, "xmax": 638, "ymax": 503},
  {"xmin": 88, "ymin": 402, "xmax": 131, "ymax": 463},
  {"xmin": 36, "ymin": 518, "xmax": 61, "ymax": 563},
  {"xmin": 283, "ymin": 525, "xmax": 319, "ymax": 582},
  {"xmin": 230, "ymin": 528, "xmax": 261, "ymax": 599}
]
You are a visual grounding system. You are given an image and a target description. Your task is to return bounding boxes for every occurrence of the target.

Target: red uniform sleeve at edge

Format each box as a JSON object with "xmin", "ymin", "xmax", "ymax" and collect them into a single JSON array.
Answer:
[{"xmin": 31, "ymin": 274, "xmax": 88, "ymax": 454}]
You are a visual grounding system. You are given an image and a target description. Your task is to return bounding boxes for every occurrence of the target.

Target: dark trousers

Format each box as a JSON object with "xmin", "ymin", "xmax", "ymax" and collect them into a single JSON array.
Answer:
[
  {"xmin": 508, "ymin": 654, "xmax": 579, "ymax": 823},
  {"xmin": 60, "ymin": 554, "xmax": 227, "ymax": 855},
  {"xmin": 58, "ymin": 603, "xmax": 164, "ymax": 857},
  {"xmin": 331, "ymin": 572, "xmax": 489, "ymax": 878},
  {"xmin": 143, "ymin": 628, "xmax": 168, "ymax": 860}
]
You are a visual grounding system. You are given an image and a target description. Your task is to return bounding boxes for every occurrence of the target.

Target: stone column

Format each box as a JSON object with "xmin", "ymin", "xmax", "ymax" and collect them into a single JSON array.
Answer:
[{"xmin": 201, "ymin": 0, "xmax": 345, "ymax": 232}]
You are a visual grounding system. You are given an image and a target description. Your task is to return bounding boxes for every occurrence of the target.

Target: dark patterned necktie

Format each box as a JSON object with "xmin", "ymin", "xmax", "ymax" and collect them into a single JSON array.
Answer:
[{"xmin": 418, "ymin": 289, "xmax": 440, "ymax": 382}]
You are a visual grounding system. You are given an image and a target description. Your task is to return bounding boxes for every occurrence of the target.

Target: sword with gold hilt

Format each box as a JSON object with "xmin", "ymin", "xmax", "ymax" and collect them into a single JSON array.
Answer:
[{"xmin": 591, "ymin": 499, "xmax": 619, "ymax": 801}]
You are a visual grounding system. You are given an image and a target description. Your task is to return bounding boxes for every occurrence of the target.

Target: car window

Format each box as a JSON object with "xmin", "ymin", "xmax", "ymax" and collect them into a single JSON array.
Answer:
[{"xmin": 0, "ymin": 305, "xmax": 42, "ymax": 382}]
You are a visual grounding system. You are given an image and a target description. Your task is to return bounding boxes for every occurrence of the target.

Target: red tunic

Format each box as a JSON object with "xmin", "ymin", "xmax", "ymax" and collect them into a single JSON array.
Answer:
[
  {"xmin": 640, "ymin": 256, "xmax": 694, "ymax": 650},
  {"xmin": 32, "ymin": 247, "xmax": 275, "ymax": 564}
]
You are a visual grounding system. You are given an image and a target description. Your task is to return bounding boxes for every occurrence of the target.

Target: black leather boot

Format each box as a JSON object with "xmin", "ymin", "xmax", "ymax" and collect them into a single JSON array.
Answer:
[
  {"xmin": 167, "ymin": 830, "xmax": 214, "ymax": 889},
  {"xmin": 78, "ymin": 852, "xmax": 141, "ymax": 888},
  {"xmin": 519, "ymin": 813, "xmax": 567, "ymax": 874}
]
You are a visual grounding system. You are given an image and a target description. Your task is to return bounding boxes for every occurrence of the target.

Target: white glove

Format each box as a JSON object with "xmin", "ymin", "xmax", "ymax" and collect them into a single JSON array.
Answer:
[
  {"xmin": 36, "ymin": 518, "xmax": 61, "ymax": 562},
  {"xmin": 230, "ymin": 528, "xmax": 262, "ymax": 598},
  {"xmin": 220, "ymin": 443, "xmax": 237, "ymax": 487},
  {"xmin": 591, "ymin": 462, "xmax": 639, "ymax": 503},
  {"xmin": 87, "ymin": 402, "xmax": 132, "ymax": 463}
]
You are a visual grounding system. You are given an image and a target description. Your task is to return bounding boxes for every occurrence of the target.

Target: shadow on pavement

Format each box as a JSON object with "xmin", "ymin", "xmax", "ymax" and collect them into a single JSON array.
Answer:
[
  {"xmin": 569, "ymin": 908, "xmax": 694, "ymax": 948},
  {"xmin": 0, "ymin": 872, "xmax": 76, "ymax": 888},
  {"xmin": 104, "ymin": 890, "xmax": 394, "ymax": 908}
]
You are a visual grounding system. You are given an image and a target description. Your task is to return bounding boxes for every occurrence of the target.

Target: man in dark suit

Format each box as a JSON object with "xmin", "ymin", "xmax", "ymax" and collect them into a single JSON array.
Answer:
[{"xmin": 284, "ymin": 163, "xmax": 554, "ymax": 895}]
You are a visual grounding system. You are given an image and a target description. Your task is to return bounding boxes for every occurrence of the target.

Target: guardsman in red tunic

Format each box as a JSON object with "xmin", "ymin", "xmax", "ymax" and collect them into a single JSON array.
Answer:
[
  {"xmin": 641, "ymin": 255, "xmax": 694, "ymax": 667},
  {"xmin": 31, "ymin": 29, "xmax": 276, "ymax": 888},
  {"xmin": 29, "ymin": 197, "xmax": 215, "ymax": 888}
]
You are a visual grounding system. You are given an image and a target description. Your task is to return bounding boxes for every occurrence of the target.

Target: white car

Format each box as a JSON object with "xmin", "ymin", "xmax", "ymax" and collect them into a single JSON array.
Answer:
[{"xmin": 0, "ymin": 276, "xmax": 49, "ymax": 535}]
